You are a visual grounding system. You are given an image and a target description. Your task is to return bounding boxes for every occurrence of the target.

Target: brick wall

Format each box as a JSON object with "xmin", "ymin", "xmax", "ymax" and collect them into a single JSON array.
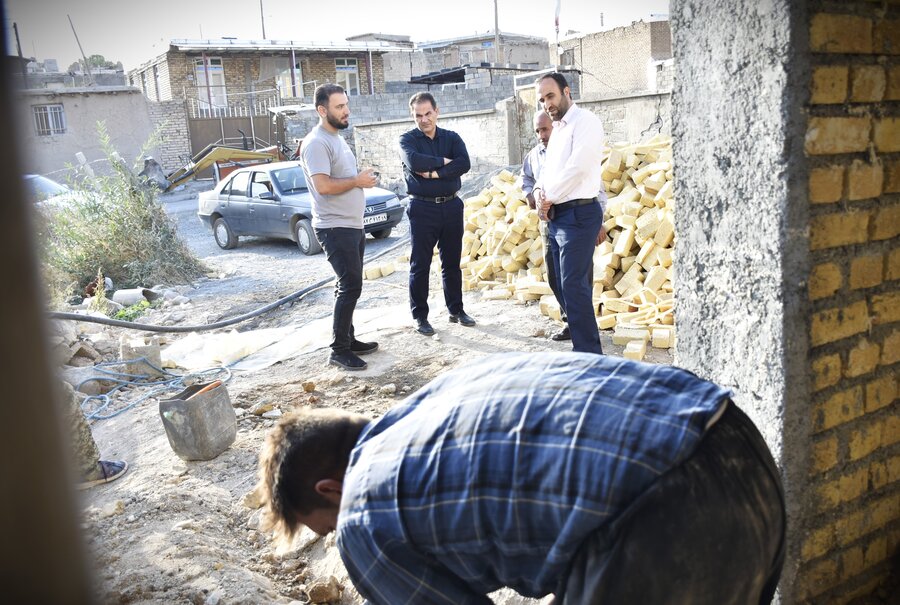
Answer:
[
  {"xmin": 146, "ymin": 100, "xmax": 191, "ymax": 173},
  {"xmin": 157, "ymin": 60, "xmax": 172, "ymax": 101},
  {"xmin": 802, "ymin": 2, "xmax": 900, "ymax": 603},
  {"xmin": 134, "ymin": 51, "xmax": 388, "ymax": 103}
]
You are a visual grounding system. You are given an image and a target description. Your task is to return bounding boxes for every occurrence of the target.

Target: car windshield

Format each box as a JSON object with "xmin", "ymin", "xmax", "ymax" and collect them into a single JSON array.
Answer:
[
  {"xmin": 272, "ymin": 166, "xmax": 308, "ymax": 193},
  {"xmin": 23, "ymin": 174, "xmax": 70, "ymax": 203}
]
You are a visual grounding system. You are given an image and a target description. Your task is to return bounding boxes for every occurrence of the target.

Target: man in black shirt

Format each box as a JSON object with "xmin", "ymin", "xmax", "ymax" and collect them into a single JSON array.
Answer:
[{"xmin": 399, "ymin": 92, "xmax": 474, "ymax": 336}]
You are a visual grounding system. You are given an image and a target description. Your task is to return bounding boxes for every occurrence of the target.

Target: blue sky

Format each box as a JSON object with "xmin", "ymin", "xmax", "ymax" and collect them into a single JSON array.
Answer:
[{"xmin": 7, "ymin": 0, "xmax": 669, "ymax": 70}]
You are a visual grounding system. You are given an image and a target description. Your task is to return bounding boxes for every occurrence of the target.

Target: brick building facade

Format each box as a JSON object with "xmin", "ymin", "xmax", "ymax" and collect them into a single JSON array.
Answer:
[
  {"xmin": 801, "ymin": 6, "xmax": 899, "ymax": 602},
  {"xmin": 672, "ymin": 0, "xmax": 898, "ymax": 602},
  {"xmin": 128, "ymin": 39, "xmax": 400, "ymax": 104},
  {"xmin": 349, "ymin": 32, "xmax": 549, "ymax": 93},
  {"xmin": 126, "ymin": 39, "xmax": 404, "ymax": 170},
  {"xmin": 556, "ymin": 20, "xmax": 672, "ymax": 97}
]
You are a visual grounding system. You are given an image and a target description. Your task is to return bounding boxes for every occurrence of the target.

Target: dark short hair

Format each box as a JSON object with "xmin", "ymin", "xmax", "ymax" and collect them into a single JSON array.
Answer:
[
  {"xmin": 409, "ymin": 91, "xmax": 437, "ymax": 110},
  {"xmin": 256, "ymin": 408, "xmax": 369, "ymax": 546},
  {"xmin": 314, "ymin": 84, "xmax": 346, "ymax": 109},
  {"xmin": 536, "ymin": 72, "xmax": 569, "ymax": 94}
]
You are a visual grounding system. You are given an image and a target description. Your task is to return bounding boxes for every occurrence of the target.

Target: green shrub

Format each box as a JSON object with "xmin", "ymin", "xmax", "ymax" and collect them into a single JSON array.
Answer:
[
  {"xmin": 114, "ymin": 299, "xmax": 153, "ymax": 322},
  {"xmin": 39, "ymin": 123, "xmax": 205, "ymax": 303}
]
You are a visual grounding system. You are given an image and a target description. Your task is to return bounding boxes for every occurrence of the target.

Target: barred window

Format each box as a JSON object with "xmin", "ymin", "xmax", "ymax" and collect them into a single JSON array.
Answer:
[{"xmin": 33, "ymin": 104, "xmax": 66, "ymax": 136}]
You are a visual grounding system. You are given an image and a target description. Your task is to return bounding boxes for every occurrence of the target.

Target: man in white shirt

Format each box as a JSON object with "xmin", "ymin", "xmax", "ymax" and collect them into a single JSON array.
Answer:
[{"xmin": 533, "ymin": 72, "xmax": 606, "ymax": 354}]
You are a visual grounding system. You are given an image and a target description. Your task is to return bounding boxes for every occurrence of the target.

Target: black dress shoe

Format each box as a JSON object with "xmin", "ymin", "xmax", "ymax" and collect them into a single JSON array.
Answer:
[
  {"xmin": 415, "ymin": 318, "xmax": 435, "ymax": 335},
  {"xmin": 351, "ymin": 339, "xmax": 379, "ymax": 355},
  {"xmin": 328, "ymin": 351, "xmax": 367, "ymax": 370},
  {"xmin": 448, "ymin": 311, "xmax": 476, "ymax": 327},
  {"xmin": 550, "ymin": 325, "xmax": 571, "ymax": 341}
]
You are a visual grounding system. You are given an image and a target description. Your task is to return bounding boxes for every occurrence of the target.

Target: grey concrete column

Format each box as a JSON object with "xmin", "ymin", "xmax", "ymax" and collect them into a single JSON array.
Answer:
[{"xmin": 670, "ymin": 1, "xmax": 811, "ymax": 601}]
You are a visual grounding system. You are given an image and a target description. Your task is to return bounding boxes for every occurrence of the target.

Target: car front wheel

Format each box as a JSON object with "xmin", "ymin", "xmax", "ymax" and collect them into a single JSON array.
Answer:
[
  {"xmin": 295, "ymin": 219, "xmax": 322, "ymax": 255},
  {"xmin": 370, "ymin": 227, "xmax": 392, "ymax": 240},
  {"xmin": 213, "ymin": 217, "xmax": 238, "ymax": 249}
]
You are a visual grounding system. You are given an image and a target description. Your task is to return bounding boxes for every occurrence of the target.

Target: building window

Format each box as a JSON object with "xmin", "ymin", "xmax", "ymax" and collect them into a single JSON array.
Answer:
[
  {"xmin": 193, "ymin": 57, "xmax": 226, "ymax": 108},
  {"xmin": 277, "ymin": 60, "xmax": 304, "ymax": 98},
  {"xmin": 152, "ymin": 65, "xmax": 161, "ymax": 101},
  {"xmin": 33, "ymin": 104, "xmax": 66, "ymax": 136},
  {"xmin": 335, "ymin": 58, "xmax": 359, "ymax": 95}
]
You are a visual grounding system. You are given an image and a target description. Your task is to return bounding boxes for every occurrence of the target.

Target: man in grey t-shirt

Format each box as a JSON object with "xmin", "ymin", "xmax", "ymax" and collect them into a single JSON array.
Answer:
[{"xmin": 300, "ymin": 84, "xmax": 378, "ymax": 371}]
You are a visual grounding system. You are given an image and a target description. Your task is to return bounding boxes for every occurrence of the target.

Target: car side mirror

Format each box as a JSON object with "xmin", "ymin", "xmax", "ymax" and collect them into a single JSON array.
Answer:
[{"xmin": 258, "ymin": 191, "xmax": 274, "ymax": 200}]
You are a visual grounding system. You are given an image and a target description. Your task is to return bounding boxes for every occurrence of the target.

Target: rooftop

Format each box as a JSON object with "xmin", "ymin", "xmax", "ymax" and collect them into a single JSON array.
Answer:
[{"xmin": 168, "ymin": 38, "xmax": 412, "ymax": 54}]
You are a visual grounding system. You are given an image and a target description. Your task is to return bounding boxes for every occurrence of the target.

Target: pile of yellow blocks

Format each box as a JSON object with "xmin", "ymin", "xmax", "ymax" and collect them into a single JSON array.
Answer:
[{"xmin": 387, "ymin": 135, "xmax": 680, "ymax": 360}]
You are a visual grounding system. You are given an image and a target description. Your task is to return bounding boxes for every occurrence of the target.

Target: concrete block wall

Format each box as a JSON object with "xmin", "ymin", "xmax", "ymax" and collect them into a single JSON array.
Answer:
[
  {"xmin": 347, "ymin": 81, "xmax": 516, "ymax": 125},
  {"xmin": 513, "ymin": 88, "xmax": 672, "ymax": 163},
  {"xmin": 146, "ymin": 100, "xmax": 192, "ymax": 173},
  {"xmin": 556, "ymin": 20, "xmax": 672, "ymax": 97},
  {"xmin": 353, "ymin": 100, "xmax": 517, "ymax": 196},
  {"xmin": 801, "ymin": 3, "xmax": 900, "ymax": 603},
  {"xmin": 578, "ymin": 91, "xmax": 672, "ymax": 145}
]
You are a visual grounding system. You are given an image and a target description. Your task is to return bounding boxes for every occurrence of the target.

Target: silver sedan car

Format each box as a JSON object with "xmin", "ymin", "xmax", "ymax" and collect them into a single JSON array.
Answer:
[{"xmin": 198, "ymin": 161, "xmax": 403, "ymax": 255}]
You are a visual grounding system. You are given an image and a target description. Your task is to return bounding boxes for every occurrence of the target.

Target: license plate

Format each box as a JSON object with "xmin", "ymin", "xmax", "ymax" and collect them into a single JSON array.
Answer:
[{"xmin": 363, "ymin": 212, "xmax": 387, "ymax": 225}]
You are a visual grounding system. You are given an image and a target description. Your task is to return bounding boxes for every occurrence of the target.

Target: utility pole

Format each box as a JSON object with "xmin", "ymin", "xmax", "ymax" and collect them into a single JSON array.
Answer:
[
  {"xmin": 260, "ymin": 0, "xmax": 267, "ymax": 39},
  {"xmin": 67, "ymin": 14, "xmax": 94, "ymax": 85},
  {"xmin": 554, "ymin": 0, "xmax": 561, "ymax": 62},
  {"xmin": 13, "ymin": 23, "xmax": 27, "ymax": 88},
  {"xmin": 493, "ymin": 0, "xmax": 501, "ymax": 64}
]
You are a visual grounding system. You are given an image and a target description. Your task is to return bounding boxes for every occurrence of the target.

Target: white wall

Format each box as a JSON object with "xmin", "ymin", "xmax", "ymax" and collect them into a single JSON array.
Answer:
[{"xmin": 15, "ymin": 88, "xmax": 157, "ymax": 178}]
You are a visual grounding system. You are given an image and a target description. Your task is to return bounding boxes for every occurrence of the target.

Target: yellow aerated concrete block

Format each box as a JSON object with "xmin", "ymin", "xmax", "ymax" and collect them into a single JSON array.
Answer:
[{"xmin": 623, "ymin": 339, "xmax": 647, "ymax": 361}]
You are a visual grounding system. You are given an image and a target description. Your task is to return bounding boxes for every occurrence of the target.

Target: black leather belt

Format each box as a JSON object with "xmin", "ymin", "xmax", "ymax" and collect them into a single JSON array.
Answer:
[
  {"xmin": 554, "ymin": 197, "xmax": 599, "ymax": 211},
  {"xmin": 409, "ymin": 192, "xmax": 459, "ymax": 203},
  {"xmin": 547, "ymin": 197, "xmax": 599, "ymax": 220}
]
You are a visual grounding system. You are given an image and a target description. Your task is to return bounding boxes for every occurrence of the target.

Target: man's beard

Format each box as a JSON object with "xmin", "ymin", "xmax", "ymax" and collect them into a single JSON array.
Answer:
[{"xmin": 326, "ymin": 113, "xmax": 349, "ymax": 130}]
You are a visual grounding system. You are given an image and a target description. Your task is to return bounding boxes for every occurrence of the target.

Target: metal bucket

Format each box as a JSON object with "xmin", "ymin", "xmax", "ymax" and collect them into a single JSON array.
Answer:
[{"xmin": 159, "ymin": 381, "xmax": 236, "ymax": 461}]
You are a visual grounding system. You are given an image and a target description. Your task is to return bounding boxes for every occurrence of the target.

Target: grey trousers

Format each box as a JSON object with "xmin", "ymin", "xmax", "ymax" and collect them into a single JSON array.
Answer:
[{"xmin": 553, "ymin": 401, "xmax": 786, "ymax": 605}]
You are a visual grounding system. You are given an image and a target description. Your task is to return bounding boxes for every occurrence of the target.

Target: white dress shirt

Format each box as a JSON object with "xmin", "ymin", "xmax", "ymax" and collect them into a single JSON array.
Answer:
[{"xmin": 535, "ymin": 103, "xmax": 607, "ymax": 205}]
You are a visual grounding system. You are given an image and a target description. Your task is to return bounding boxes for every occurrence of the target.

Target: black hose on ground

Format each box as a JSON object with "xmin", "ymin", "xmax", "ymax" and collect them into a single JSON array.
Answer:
[{"xmin": 48, "ymin": 234, "xmax": 411, "ymax": 333}]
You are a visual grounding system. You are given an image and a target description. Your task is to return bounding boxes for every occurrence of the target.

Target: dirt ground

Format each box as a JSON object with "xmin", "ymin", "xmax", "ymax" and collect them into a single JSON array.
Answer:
[{"xmin": 70, "ymin": 188, "xmax": 673, "ymax": 605}]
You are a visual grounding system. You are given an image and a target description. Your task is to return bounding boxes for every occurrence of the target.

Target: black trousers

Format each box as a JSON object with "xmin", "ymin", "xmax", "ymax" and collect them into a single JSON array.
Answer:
[
  {"xmin": 315, "ymin": 227, "xmax": 365, "ymax": 353},
  {"xmin": 407, "ymin": 197, "xmax": 464, "ymax": 320},
  {"xmin": 553, "ymin": 401, "xmax": 786, "ymax": 605}
]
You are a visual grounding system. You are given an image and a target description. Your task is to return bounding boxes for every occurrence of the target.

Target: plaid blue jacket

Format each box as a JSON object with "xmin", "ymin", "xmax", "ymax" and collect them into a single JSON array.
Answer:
[{"xmin": 336, "ymin": 352, "xmax": 730, "ymax": 604}]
